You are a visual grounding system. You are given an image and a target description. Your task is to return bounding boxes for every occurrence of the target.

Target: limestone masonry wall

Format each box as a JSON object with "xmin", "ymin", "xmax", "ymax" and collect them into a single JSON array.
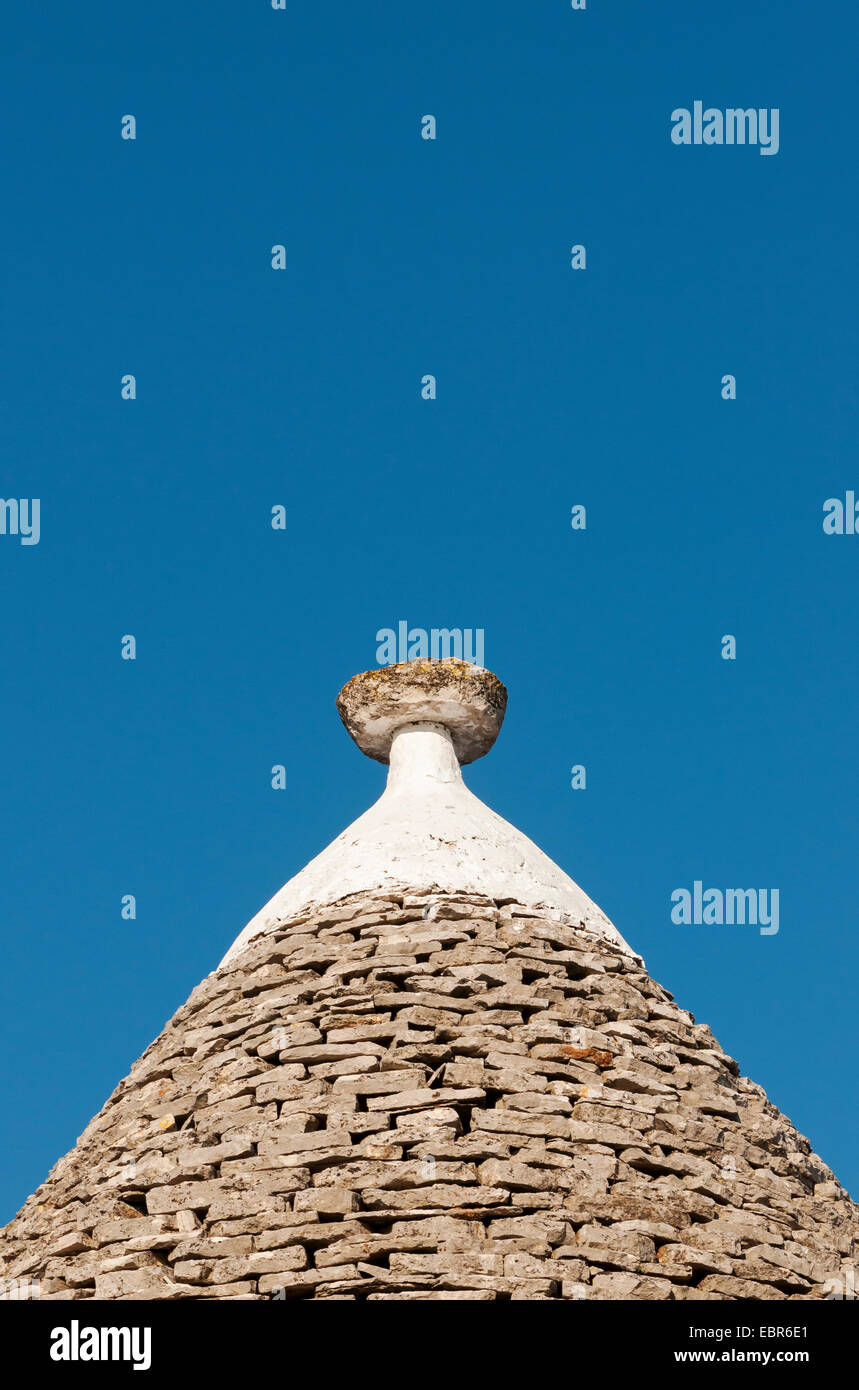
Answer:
[{"xmin": 2, "ymin": 892, "xmax": 856, "ymax": 1301}]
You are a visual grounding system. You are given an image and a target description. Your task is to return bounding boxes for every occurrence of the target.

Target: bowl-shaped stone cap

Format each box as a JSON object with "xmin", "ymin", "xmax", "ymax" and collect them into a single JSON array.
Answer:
[{"xmin": 336, "ymin": 659, "xmax": 507, "ymax": 764}]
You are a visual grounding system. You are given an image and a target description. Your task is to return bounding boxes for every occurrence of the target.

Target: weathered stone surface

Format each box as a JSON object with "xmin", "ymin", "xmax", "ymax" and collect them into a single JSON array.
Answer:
[
  {"xmin": 93, "ymin": 1268, "xmax": 198, "ymax": 1300},
  {"xmin": 336, "ymin": 660, "xmax": 507, "ymax": 766},
  {"xmin": 591, "ymin": 1272, "xmax": 674, "ymax": 1300},
  {"xmin": 2, "ymin": 892, "xmax": 855, "ymax": 1301}
]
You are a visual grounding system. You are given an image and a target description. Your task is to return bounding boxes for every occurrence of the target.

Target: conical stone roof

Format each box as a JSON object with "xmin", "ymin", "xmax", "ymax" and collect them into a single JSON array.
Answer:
[{"xmin": 2, "ymin": 661, "xmax": 856, "ymax": 1302}]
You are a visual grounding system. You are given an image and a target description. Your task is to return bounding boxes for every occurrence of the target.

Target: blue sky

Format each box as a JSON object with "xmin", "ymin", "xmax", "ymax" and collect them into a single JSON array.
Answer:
[{"xmin": 1, "ymin": 1, "xmax": 857, "ymax": 1222}]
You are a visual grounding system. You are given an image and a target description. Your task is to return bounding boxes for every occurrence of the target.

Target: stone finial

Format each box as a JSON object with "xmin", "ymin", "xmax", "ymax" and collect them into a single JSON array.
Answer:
[{"xmin": 336, "ymin": 658, "xmax": 507, "ymax": 765}]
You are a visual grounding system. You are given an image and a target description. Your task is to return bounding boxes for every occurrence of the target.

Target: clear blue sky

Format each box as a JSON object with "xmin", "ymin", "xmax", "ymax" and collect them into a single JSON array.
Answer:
[{"xmin": 1, "ymin": 1, "xmax": 857, "ymax": 1223}]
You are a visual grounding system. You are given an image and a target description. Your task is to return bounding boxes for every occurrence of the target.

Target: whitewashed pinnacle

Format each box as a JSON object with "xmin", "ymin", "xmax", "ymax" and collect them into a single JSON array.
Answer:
[{"xmin": 221, "ymin": 660, "xmax": 635, "ymax": 965}]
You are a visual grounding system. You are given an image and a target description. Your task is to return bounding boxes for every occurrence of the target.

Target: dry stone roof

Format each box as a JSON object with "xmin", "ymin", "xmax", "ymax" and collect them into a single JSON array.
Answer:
[
  {"xmin": 2, "ymin": 889, "xmax": 856, "ymax": 1301},
  {"xmin": 3, "ymin": 661, "xmax": 856, "ymax": 1301}
]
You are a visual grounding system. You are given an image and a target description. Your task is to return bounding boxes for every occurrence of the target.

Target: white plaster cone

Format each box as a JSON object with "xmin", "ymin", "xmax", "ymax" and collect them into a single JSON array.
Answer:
[{"xmin": 221, "ymin": 662, "xmax": 635, "ymax": 965}]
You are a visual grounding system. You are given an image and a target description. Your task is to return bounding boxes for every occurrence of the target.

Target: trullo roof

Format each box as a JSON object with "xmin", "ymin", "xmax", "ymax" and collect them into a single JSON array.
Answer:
[{"xmin": 1, "ymin": 660, "xmax": 856, "ymax": 1301}]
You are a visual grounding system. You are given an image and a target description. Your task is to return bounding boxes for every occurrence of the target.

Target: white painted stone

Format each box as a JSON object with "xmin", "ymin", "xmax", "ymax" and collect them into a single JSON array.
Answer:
[{"xmin": 221, "ymin": 722, "xmax": 634, "ymax": 965}]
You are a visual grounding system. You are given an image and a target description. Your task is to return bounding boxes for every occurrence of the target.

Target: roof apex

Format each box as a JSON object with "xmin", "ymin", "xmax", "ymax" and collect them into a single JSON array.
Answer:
[
  {"xmin": 336, "ymin": 659, "xmax": 506, "ymax": 765},
  {"xmin": 221, "ymin": 661, "xmax": 634, "ymax": 965}
]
